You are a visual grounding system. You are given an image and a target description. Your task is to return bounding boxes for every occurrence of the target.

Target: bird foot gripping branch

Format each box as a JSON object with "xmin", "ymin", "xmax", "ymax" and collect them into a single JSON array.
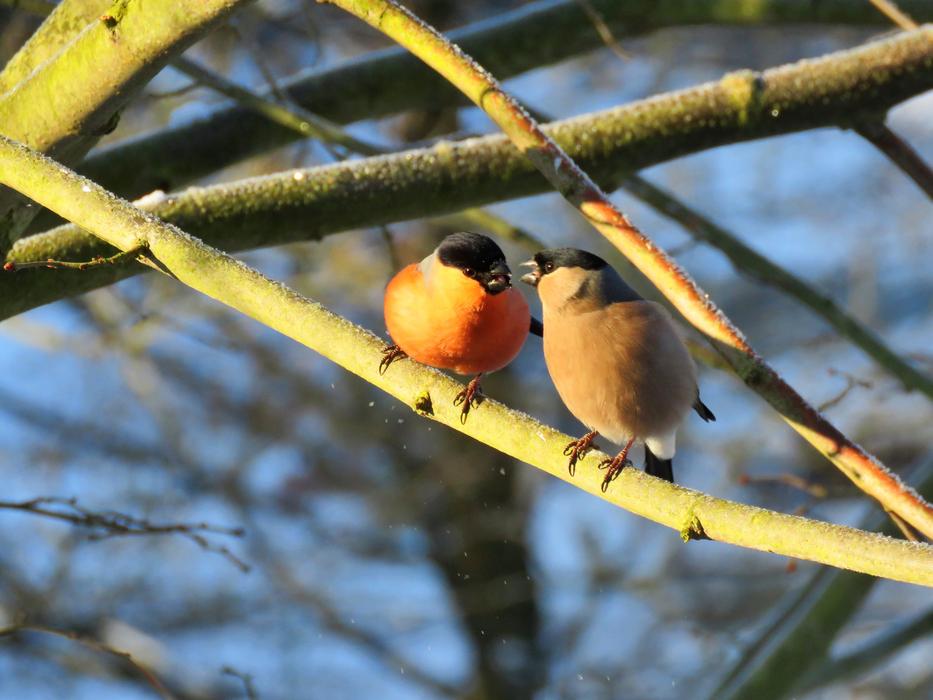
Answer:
[
  {"xmin": 598, "ymin": 437, "xmax": 636, "ymax": 493},
  {"xmin": 378, "ymin": 344, "xmax": 407, "ymax": 375},
  {"xmin": 563, "ymin": 430, "xmax": 598, "ymax": 477}
]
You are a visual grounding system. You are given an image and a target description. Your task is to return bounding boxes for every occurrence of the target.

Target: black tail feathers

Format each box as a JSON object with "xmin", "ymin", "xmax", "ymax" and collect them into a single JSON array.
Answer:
[
  {"xmin": 693, "ymin": 397, "xmax": 716, "ymax": 422},
  {"xmin": 644, "ymin": 446, "xmax": 674, "ymax": 483},
  {"xmin": 529, "ymin": 316, "xmax": 544, "ymax": 337}
]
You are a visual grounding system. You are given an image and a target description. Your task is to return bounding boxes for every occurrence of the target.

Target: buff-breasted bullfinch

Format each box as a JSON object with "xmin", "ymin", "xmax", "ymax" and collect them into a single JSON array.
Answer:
[
  {"xmin": 521, "ymin": 248, "xmax": 715, "ymax": 490},
  {"xmin": 381, "ymin": 232, "xmax": 533, "ymax": 422}
]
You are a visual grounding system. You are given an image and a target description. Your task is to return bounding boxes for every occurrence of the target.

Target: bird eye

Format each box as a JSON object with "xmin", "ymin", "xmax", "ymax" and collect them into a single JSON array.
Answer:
[
  {"xmin": 463, "ymin": 268, "xmax": 477, "ymax": 278},
  {"xmin": 543, "ymin": 262, "xmax": 555, "ymax": 273}
]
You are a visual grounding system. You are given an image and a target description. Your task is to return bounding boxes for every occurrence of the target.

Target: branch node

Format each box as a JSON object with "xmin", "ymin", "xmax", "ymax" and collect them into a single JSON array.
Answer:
[
  {"xmin": 680, "ymin": 509, "xmax": 709, "ymax": 542},
  {"xmin": 413, "ymin": 390, "xmax": 434, "ymax": 416}
]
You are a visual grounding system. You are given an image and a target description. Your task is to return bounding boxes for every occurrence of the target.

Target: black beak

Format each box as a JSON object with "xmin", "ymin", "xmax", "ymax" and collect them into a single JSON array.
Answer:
[
  {"xmin": 481, "ymin": 261, "xmax": 512, "ymax": 295},
  {"xmin": 519, "ymin": 260, "xmax": 540, "ymax": 287}
]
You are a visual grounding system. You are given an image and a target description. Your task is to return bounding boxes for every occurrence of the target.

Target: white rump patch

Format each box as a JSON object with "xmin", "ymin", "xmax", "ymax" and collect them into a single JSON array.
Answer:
[{"xmin": 644, "ymin": 430, "xmax": 677, "ymax": 460}]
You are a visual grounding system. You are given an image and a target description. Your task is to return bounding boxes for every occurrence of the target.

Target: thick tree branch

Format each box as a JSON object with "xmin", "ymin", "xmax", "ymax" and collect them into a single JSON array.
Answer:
[
  {"xmin": 5, "ymin": 27, "xmax": 932, "ymax": 318},
  {"xmin": 0, "ymin": 0, "xmax": 256, "ymax": 251},
  {"xmin": 1, "ymin": 137, "xmax": 932, "ymax": 586},
  {"xmin": 323, "ymin": 1, "xmax": 933, "ymax": 538},
  {"xmin": 0, "ymin": 0, "xmax": 110, "ymax": 94},
  {"xmin": 66, "ymin": 0, "xmax": 933, "ymax": 203}
]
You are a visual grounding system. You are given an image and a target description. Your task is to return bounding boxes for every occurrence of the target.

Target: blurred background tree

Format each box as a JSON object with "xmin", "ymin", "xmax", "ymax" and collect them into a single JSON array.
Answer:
[{"xmin": 0, "ymin": 1, "xmax": 931, "ymax": 698}]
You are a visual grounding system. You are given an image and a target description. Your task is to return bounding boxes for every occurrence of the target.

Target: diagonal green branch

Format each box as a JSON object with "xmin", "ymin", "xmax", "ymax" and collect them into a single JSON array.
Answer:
[
  {"xmin": 4, "ymin": 27, "xmax": 933, "ymax": 319},
  {"xmin": 619, "ymin": 174, "xmax": 933, "ymax": 399},
  {"xmin": 65, "ymin": 0, "xmax": 933, "ymax": 204},
  {"xmin": 1, "ymin": 135, "xmax": 932, "ymax": 586},
  {"xmin": 322, "ymin": 1, "xmax": 933, "ymax": 538},
  {"xmin": 0, "ymin": 0, "xmax": 256, "ymax": 251}
]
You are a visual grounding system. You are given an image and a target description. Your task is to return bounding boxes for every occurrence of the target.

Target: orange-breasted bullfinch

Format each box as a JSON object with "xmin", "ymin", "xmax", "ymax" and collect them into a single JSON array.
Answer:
[
  {"xmin": 521, "ymin": 248, "xmax": 715, "ymax": 490},
  {"xmin": 381, "ymin": 232, "xmax": 535, "ymax": 422}
]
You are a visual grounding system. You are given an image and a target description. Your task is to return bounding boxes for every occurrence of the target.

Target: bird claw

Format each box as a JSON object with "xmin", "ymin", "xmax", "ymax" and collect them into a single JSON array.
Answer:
[
  {"xmin": 563, "ymin": 431, "xmax": 598, "ymax": 477},
  {"xmin": 598, "ymin": 455, "xmax": 633, "ymax": 492},
  {"xmin": 379, "ymin": 344, "xmax": 407, "ymax": 375},
  {"xmin": 453, "ymin": 376, "xmax": 484, "ymax": 424}
]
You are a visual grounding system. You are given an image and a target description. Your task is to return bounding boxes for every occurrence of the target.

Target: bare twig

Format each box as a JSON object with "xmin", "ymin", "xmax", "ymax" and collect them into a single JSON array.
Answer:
[
  {"xmin": 3, "ymin": 244, "xmax": 147, "ymax": 271},
  {"xmin": 0, "ymin": 496, "xmax": 249, "ymax": 571},
  {"xmin": 222, "ymin": 666, "xmax": 259, "ymax": 699},
  {"xmin": 325, "ymin": 0, "xmax": 933, "ymax": 540},
  {"xmin": 0, "ymin": 623, "xmax": 176, "ymax": 699},
  {"xmin": 575, "ymin": 0, "xmax": 630, "ymax": 60},
  {"xmin": 856, "ymin": 121, "xmax": 933, "ymax": 200},
  {"xmin": 869, "ymin": 0, "xmax": 919, "ymax": 29}
]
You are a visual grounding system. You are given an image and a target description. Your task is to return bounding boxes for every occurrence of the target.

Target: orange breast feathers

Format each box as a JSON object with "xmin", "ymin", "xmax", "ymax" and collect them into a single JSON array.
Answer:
[{"xmin": 384, "ymin": 259, "xmax": 530, "ymax": 375}]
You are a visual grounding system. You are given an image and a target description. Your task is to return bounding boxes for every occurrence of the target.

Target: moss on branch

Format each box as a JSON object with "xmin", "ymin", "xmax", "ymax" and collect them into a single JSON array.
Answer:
[
  {"xmin": 1, "ymin": 133, "xmax": 932, "ymax": 585},
  {"xmin": 324, "ymin": 0, "xmax": 933, "ymax": 537},
  {"xmin": 5, "ymin": 27, "xmax": 933, "ymax": 318},
  {"xmin": 68, "ymin": 1, "xmax": 933, "ymax": 202},
  {"xmin": 0, "ymin": 0, "xmax": 255, "ymax": 251}
]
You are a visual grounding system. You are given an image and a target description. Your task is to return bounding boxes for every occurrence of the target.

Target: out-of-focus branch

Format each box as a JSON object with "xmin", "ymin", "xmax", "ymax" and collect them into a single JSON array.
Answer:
[
  {"xmin": 0, "ymin": 496, "xmax": 248, "ymax": 571},
  {"xmin": 4, "ymin": 28, "xmax": 933, "ymax": 319},
  {"xmin": 324, "ymin": 0, "xmax": 933, "ymax": 538},
  {"xmin": 870, "ymin": 0, "xmax": 920, "ymax": 30},
  {"xmin": 861, "ymin": 3, "xmax": 933, "ymax": 199},
  {"xmin": 620, "ymin": 174, "xmax": 933, "ymax": 399},
  {"xmin": 64, "ymin": 0, "xmax": 933, "ymax": 202},
  {"xmin": 169, "ymin": 55, "xmax": 387, "ymax": 157},
  {"xmin": 2, "ymin": 137, "xmax": 933, "ymax": 585},
  {"xmin": 0, "ymin": 624, "xmax": 174, "ymax": 699},
  {"xmin": 0, "ymin": 0, "xmax": 256, "ymax": 252},
  {"xmin": 856, "ymin": 121, "xmax": 933, "ymax": 199},
  {"xmin": 708, "ymin": 457, "xmax": 933, "ymax": 700},
  {"xmin": 798, "ymin": 606, "xmax": 933, "ymax": 693}
]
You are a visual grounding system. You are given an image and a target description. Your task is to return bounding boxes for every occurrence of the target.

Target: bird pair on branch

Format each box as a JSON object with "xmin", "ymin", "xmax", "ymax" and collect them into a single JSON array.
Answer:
[{"xmin": 381, "ymin": 232, "xmax": 715, "ymax": 490}]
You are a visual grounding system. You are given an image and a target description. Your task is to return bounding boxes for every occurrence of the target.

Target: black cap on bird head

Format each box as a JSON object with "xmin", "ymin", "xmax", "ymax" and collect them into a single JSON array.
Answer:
[
  {"xmin": 437, "ymin": 232, "xmax": 512, "ymax": 294},
  {"xmin": 520, "ymin": 248, "xmax": 607, "ymax": 287}
]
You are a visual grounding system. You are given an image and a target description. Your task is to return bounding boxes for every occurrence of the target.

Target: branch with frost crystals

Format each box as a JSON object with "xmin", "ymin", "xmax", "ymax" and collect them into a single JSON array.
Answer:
[
  {"xmin": 619, "ymin": 174, "xmax": 933, "ymax": 400},
  {"xmin": 67, "ymin": 1, "xmax": 933, "ymax": 203},
  {"xmin": 1, "ymin": 136, "xmax": 932, "ymax": 586},
  {"xmin": 324, "ymin": 0, "xmax": 933, "ymax": 539},
  {"xmin": 0, "ymin": 0, "xmax": 256, "ymax": 252},
  {"xmin": 5, "ymin": 26, "xmax": 933, "ymax": 318}
]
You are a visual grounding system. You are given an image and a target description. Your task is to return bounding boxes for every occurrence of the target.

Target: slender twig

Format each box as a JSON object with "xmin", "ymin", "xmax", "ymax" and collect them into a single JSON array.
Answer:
[
  {"xmin": 170, "ymin": 56, "xmax": 386, "ymax": 156},
  {"xmin": 869, "ymin": 0, "xmax": 919, "ymax": 29},
  {"xmin": 172, "ymin": 52, "xmax": 545, "ymax": 256},
  {"xmin": 860, "ymin": 4, "xmax": 932, "ymax": 199},
  {"xmin": 0, "ymin": 496, "xmax": 249, "ymax": 571},
  {"xmin": 0, "ymin": 623, "xmax": 176, "ymax": 699},
  {"xmin": 620, "ymin": 174, "xmax": 933, "ymax": 399},
  {"xmin": 856, "ymin": 121, "xmax": 933, "ymax": 200},
  {"xmin": 324, "ymin": 0, "xmax": 933, "ymax": 540},
  {"xmin": 3, "ymin": 244, "xmax": 147, "ymax": 271},
  {"xmin": 575, "ymin": 0, "xmax": 630, "ymax": 60},
  {"xmin": 222, "ymin": 666, "xmax": 259, "ymax": 700},
  {"xmin": 1, "ymin": 137, "xmax": 932, "ymax": 585}
]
